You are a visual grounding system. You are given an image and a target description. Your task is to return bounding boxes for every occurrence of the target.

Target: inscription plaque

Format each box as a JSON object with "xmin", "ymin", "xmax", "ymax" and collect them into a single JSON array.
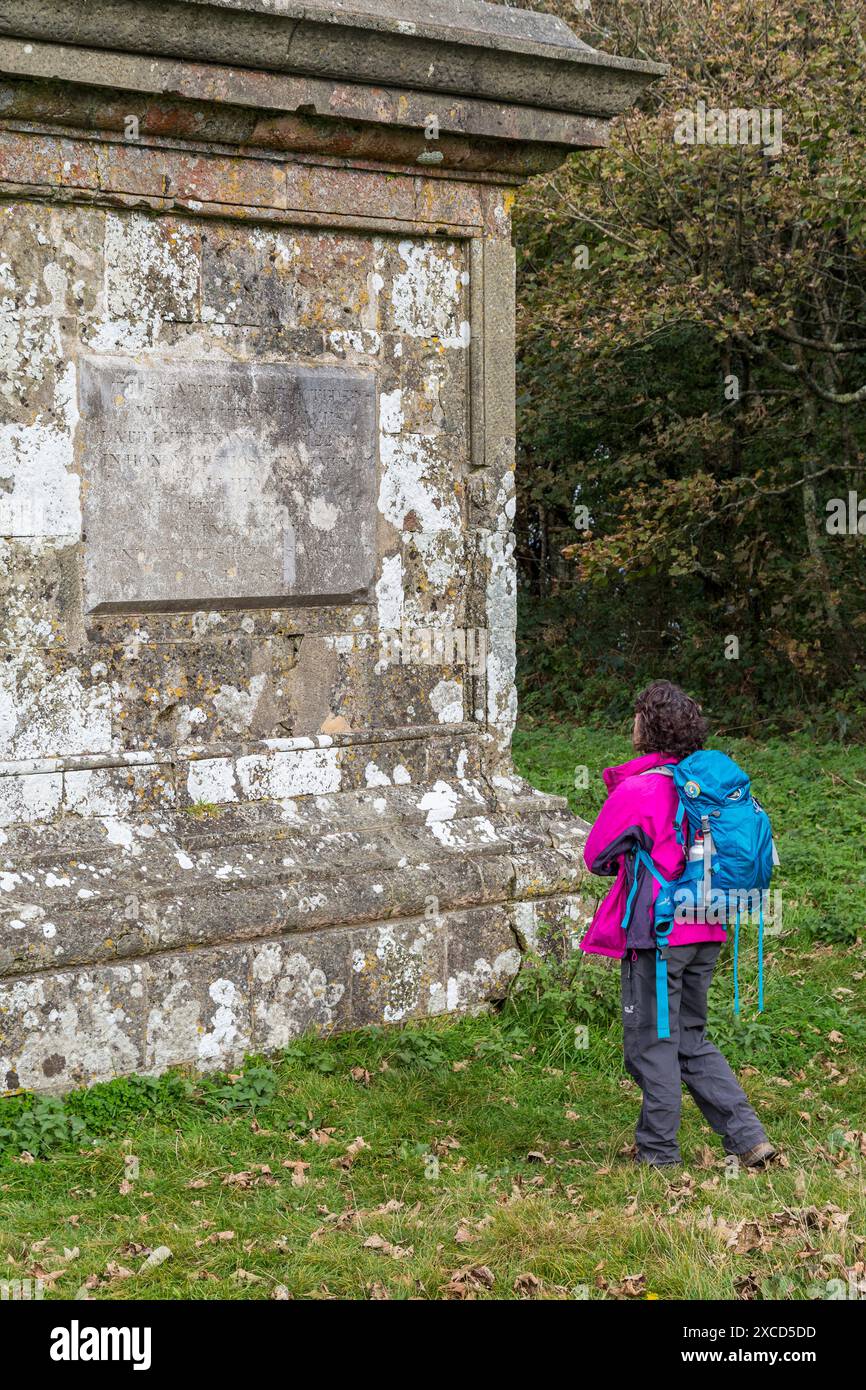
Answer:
[{"xmin": 79, "ymin": 359, "xmax": 377, "ymax": 611}]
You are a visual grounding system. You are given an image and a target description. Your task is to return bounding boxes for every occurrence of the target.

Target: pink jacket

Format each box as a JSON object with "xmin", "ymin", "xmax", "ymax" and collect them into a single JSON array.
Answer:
[{"xmin": 580, "ymin": 751, "xmax": 728, "ymax": 959}]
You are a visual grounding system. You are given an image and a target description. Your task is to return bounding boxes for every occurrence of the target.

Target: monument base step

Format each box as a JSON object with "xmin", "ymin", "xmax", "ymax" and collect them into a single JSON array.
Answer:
[{"xmin": 0, "ymin": 776, "xmax": 593, "ymax": 1093}]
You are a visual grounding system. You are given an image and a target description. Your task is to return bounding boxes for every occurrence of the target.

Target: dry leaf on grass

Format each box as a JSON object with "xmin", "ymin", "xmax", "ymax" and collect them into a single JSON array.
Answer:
[
  {"xmin": 26, "ymin": 1267, "xmax": 66, "ymax": 1287},
  {"xmin": 222, "ymin": 1167, "xmax": 277, "ymax": 1189},
  {"xmin": 363, "ymin": 1234, "xmax": 413, "ymax": 1260},
  {"xmin": 441, "ymin": 1265, "xmax": 495, "ymax": 1299},
  {"xmin": 513, "ymin": 1272, "xmax": 543, "ymax": 1298},
  {"xmin": 282, "ymin": 1160, "xmax": 310, "ymax": 1188},
  {"xmin": 598, "ymin": 1271, "xmax": 647, "ymax": 1299},
  {"xmin": 310, "ymin": 1128, "xmax": 336, "ymax": 1145},
  {"xmin": 195, "ymin": 1231, "xmax": 235, "ymax": 1247},
  {"xmin": 429, "ymin": 1135, "xmax": 461, "ymax": 1157},
  {"xmin": 454, "ymin": 1224, "xmax": 480, "ymax": 1245},
  {"xmin": 331, "ymin": 1137, "xmax": 368, "ymax": 1169},
  {"xmin": 734, "ymin": 1270, "xmax": 762, "ymax": 1300}
]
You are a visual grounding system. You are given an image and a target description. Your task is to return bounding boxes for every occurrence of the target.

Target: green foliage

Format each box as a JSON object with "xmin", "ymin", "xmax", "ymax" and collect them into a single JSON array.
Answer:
[
  {"xmin": 0, "ymin": 1096, "xmax": 92, "ymax": 1160},
  {"xmin": 64, "ymin": 1072, "xmax": 197, "ymax": 1130},
  {"xmin": 281, "ymin": 1039, "xmax": 340, "ymax": 1074},
  {"xmin": 386, "ymin": 1030, "xmax": 451, "ymax": 1073},
  {"xmin": 512, "ymin": 0, "xmax": 866, "ymax": 731},
  {"xmin": 500, "ymin": 950, "xmax": 621, "ymax": 1069},
  {"xmin": 205, "ymin": 1066, "xmax": 279, "ymax": 1112},
  {"xmin": 0, "ymin": 1064, "xmax": 280, "ymax": 1162}
]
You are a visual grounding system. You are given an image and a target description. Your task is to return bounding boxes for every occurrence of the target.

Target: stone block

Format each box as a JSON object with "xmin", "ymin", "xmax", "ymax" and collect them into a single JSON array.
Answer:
[
  {"xmin": 251, "ymin": 931, "xmax": 352, "ymax": 1048},
  {"xmin": 0, "ymin": 961, "xmax": 146, "ymax": 1092},
  {"xmin": 144, "ymin": 945, "xmax": 252, "ymax": 1073}
]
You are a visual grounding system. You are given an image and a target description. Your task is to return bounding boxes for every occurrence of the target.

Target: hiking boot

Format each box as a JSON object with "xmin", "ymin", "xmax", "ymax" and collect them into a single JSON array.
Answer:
[{"xmin": 737, "ymin": 1141, "xmax": 777, "ymax": 1168}]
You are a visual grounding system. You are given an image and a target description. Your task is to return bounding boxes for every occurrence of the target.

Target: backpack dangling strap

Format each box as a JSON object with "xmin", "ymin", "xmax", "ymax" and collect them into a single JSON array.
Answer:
[
  {"xmin": 632, "ymin": 848, "xmax": 675, "ymax": 1041},
  {"xmin": 620, "ymin": 849, "xmax": 642, "ymax": 934},
  {"xmin": 655, "ymin": 926, "xmax": 672, "ymax": 1040},
  {"xmin": 757, "ymin": 898, "xmax": 764, "ymax": 1013},
  {"xmin": 732, "ymin": 902, "xmax": 741, "ymax": 1015}
]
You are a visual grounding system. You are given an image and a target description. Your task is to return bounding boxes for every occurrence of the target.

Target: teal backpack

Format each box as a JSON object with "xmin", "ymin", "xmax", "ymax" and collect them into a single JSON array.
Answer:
[{"xmin": 636, "ymin": 750, "xmax": 777, "ymax": 1038}]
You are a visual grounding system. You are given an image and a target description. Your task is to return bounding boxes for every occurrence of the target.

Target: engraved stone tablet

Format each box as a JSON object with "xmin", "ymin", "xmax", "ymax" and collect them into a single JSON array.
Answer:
[{"xmin": 79, "ymin": 359, "xmax": 377, "ymax": 611}]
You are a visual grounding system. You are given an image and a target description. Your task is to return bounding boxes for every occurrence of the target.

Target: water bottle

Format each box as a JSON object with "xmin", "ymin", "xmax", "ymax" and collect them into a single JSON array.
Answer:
[{"xmin": 689, "ymin": 832, "xmax": 707, "ymax": 919}]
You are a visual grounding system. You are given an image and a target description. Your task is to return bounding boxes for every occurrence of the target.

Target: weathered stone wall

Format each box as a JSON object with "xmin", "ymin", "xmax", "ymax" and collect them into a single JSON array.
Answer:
[
  {"xmin": 3, "ymin": 201, "xmax": 480, "ymax": 751},
  {"xmin": 0, "ymin": 0, "xmax": 662, "ymax": 1092}
]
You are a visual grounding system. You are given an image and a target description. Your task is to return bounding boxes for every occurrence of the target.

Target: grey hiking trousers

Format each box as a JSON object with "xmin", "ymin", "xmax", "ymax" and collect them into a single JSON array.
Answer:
[{"xmin": 621, "ymin": 942, "xmax": 768, "ymax": 1166}]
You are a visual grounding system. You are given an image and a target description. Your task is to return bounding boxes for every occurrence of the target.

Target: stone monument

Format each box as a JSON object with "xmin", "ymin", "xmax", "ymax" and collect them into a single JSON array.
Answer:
[{"xmin": 0, "ymin": 0, "xmax": 663, "ymax": 1091}]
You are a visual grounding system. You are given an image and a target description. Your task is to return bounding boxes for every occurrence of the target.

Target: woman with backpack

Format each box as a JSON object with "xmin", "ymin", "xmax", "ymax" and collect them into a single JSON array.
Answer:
[{"xmin": 581, "ymin": 679, "xmax": 776, "ymax": 1169}]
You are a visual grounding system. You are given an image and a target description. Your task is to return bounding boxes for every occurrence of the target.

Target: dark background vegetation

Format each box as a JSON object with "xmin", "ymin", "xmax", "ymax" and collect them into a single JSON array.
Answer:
[{"xmin": 509, "ymin": 0, "xmax": 866, "ymax": 737}]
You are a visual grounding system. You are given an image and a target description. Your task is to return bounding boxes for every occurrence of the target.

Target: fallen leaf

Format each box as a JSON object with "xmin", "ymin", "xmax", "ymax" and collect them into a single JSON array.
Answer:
[
  {"xmin": 514, "ymin": 1272, "xmax": 543, "ymax": 1298},
  {"xmin": 362, "ymin": 1234, "xmax": 413, "ymax": 1260},
  {"xmin": 331, "ymin": 1137, "xmax": 368, "ymax": 1170},
  {"xmin": 441, "ymin": 1265, "xmax": 495, "ymax": 1299},
  {"xmin": 454, "ymin": 1224, "xmax": 479, "ymax": 1245}
]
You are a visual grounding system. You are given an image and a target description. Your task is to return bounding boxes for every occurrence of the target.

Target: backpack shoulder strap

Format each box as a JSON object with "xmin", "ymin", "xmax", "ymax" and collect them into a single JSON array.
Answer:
[{"xmin": 639, "ymin": 767, "xmax": 689, "ymax": 845}]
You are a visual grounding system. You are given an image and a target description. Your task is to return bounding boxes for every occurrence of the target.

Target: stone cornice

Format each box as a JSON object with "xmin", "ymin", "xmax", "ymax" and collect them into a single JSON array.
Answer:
[{"xmin": 0, "ymin": 0, "xmax": 666, "ymax": 119}]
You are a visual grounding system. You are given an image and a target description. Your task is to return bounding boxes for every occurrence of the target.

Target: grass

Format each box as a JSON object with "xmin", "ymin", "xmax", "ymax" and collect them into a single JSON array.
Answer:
[{"xmin": 0, "ymin": 725, "xmax": 864, "ymax": 1301}]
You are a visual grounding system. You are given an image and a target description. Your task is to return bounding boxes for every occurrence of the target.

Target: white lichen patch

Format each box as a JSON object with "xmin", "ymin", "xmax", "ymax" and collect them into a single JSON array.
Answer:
[
  {"xmin": 0, "ymin": 362, "xmax": 81, "ymax": 539},
  {"xmin": 483, "ymin": 529, "xmax": 518, "ymax": 745},
  {"xmin": 212, "ymin": 674, "xmax": 269, "ymax": 734},
  {"xmin": 252, "ymin": 943, "xmax": 345, "ymax": 1048},
  {"xmin": 187, "ymin": 758, "xmax": 239, "ymax": 805},
  {"xmin": 0, "ymin": 654, "xmax": 112, "ymax": 761},
  {"xmin": 376, "ymin": 552, "xmax": 404, "ymax": 631},
  {"xmin": 308, "ymin": 496, "xmax": 338, "ymax": 531},
  {"xmin": 64, "ymin": 768, "xmax": 137, "ymax": 818},
  {"xmin": 235, "ymin": 748, "xmax": 341, "ymax": 800},
  {"xmin": 445, "ymin": 948, "xmax": 521, "ymax": 1011},
  {"xmin": 392, "ymin": 241, "xmax": 467, "ymax": 347},
  {"xmin": 144, "ymin": 957, "xmax": 249, "ymax": 1073},
  {"xmin": 104, "ymin": 212, "xmax": 199, "ymax": 324},
  {"xmin": 419, "ymin": 781, "xmax": 458, "ymax": 824},
  {"xmin": 378, "ymin": 432, "xmax": 460, "ymax": 533},
  {"xmin": 364, "ymin": 761, "xmax": 391, "ymax": 788},
  {"xmin": 379, "ymin": 387, "xmax": 404, "ymax": 435},
  {"xmin": 428, "ymin": 814, "xmax": 499, "ymax": 850},
  {"xmin": 429, "ymin": 678, "xmax": 464, "ymax": 724},
  {"xmin": 0, "ymin": 965, "xmax": 145, "ymax": 1090},
  {"xmin": 0, "ymin": 772, "xmax": 62, "ymax": 828}
]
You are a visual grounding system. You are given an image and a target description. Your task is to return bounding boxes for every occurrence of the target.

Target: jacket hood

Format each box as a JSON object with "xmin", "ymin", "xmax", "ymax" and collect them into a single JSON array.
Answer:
[{"xmin": 602, "ymin": 750, "xmax": 679, "ymax": 793}]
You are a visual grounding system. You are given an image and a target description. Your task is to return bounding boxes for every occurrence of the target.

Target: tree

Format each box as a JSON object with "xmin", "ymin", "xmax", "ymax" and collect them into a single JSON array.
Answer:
[{"xmin": 513, "ymin": 0, "xmax": 866, "ymax": 736}]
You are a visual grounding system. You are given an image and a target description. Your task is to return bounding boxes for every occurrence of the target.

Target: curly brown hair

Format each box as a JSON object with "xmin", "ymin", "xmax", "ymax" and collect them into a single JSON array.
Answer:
[{"xmin": 634, "ymin": 680, "xmax": 707, "ymax": 759}]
